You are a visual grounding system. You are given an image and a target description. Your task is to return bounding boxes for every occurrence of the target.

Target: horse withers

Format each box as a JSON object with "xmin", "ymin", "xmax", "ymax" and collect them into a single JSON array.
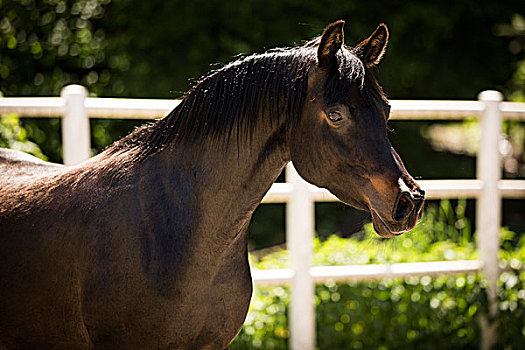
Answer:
[{"xmin": 0, "ymin": 21, "xmax": 424, "ymax": 349}]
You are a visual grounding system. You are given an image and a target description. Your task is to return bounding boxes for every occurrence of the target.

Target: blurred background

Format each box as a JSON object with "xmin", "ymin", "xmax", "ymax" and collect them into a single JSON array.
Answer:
[{"xmin": 1, "ymin": 0, "xmax": 524, "ymax": 348}]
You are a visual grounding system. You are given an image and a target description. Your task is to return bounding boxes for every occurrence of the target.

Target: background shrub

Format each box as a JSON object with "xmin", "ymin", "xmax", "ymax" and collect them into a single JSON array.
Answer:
[{"xmin": 232, "ymin": 201, "xmax": 525, "ymax": 349}]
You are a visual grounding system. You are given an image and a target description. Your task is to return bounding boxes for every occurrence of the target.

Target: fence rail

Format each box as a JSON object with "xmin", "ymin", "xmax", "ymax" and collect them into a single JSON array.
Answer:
[
  {"xmin": 252, "ymin": 260, "xmax": 484, "ymax": 286},
  {"xmin": 1, "ymin": 86, "xmax": 525, "ymax": 350},
  {"xmin": 262, "ymin": 179, "xmax": 525, "ymax": 203},
  {"xmin": 3, "ymin": 93, "xmax": 525, "ymax": 120}
]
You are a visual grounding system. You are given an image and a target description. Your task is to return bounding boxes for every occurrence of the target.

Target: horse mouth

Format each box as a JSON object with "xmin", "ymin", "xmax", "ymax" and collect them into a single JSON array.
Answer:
[
  {"xmin": 371, "ymin": 209, "xmax": 414, "ymax": 238},
  {"xmin": 330, "ymin": 187, "xmax": 421, "ymax": 237}
]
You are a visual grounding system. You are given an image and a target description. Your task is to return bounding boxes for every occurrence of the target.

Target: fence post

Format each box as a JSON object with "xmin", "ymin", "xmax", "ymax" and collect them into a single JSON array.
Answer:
[
  {"xmin": 61, "ymin": 85, "xmax": 90, "ymax": 165},
  {"xmin": 476, "ymin": 90, "xmax": 503, "ymax": 350},
  {"xmin": 286, "ymin": 163, "xmax": 315, "ymax": 350}
]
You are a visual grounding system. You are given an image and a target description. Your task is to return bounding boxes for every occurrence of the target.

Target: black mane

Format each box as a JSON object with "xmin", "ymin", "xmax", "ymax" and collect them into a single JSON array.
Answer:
[
  {"xmin": 108, "ymin": 41, "xmax": 383, "ymax": 161},
  {"xmin": 110, "ymin": 45, "xmax": 315, "ymax": 160}
]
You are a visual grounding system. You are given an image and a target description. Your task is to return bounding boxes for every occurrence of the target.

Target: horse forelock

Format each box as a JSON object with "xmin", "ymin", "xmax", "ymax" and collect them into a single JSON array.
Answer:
[
  {"xmin": 323, "ymin": 48, "xmax": 364, "ymax": 105},
  {"xmin": 322, "ymin": 47, "xmax": 388, "ymax": 109}
]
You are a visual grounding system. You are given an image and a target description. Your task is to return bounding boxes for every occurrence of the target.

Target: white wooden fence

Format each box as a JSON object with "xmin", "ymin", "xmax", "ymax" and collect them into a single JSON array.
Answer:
[{"xmin": 1, "ymin": 86, "xmax": 525, "ymax": 350}]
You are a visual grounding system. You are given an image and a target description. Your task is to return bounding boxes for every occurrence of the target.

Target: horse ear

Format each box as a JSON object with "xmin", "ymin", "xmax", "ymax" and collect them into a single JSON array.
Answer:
[
  {"xmin": 352, "ymin": 24, "xmax": 389, "ymax": 67},
  {"xmin": 317, "ymin": 20, "xmax": 345, "ymax": 67}
]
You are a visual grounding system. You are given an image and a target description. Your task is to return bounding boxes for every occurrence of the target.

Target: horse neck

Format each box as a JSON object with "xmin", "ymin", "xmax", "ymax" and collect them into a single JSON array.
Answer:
[{"xmin": 137, "ymin": 117, "xmax": 290, "ymax": 241}]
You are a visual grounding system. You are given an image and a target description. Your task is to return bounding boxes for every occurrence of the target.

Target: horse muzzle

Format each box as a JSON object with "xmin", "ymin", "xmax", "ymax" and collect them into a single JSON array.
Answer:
[{"xmin": 372, "ymin": 184, "xmax": 425, "ymax": 238}]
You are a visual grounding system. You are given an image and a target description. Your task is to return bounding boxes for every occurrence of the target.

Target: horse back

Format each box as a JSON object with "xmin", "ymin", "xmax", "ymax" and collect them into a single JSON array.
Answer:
[{"xmin": 0, "ymin": 148, "xmax": 64, "ymax": 181}]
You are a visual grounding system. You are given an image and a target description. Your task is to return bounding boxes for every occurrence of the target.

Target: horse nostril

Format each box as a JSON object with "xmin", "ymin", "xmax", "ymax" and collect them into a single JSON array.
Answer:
[{"xmin": 393, "ymin": 192, "xmax": 414, "ymax": 222}]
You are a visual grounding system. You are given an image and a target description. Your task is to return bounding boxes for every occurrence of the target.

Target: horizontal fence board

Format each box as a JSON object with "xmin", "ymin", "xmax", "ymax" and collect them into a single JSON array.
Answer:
[
  {"xmin": 262, "ymin": 179, "xmax": 525, "ymax": 203},
  {"xmin": 500, "ymin": 101, "xmax": 525, "ymax": 120},
  {"xmin": 252, "ymin": 260, "xmax": 483, "ymax": 286},
  {"xmin": 252, "ymin": 268, "xmax": 295, "ymax": 286},
  {"xmin": 0, "ymin": 97, "xmax": 65, "ymax": 117},
  {"xmin": 500, "ymin": 179, "xmax": 525, "ymax": 198},
  {"xmin": 85, "ymin": 98, "xmax": 180, "ymax": 119},
  {"xmin": 261, "ymin": 183, "xmax": 294, "ymax": 203},
  {"xmin": 3, "ymin": 97, "xmax": 525, "ymax": 121},
  {"xmin": 389, "ymin": 100, "xmax": 484, "ymax": 120},
  {"xmin": 420, "ymin": 179, "xmax": 482, "ymax": 198}
]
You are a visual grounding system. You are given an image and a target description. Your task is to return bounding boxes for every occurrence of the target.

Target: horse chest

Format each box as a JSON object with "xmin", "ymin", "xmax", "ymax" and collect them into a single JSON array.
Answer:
[
  {"xmin": 188, "ymin": 255, "xmax": 253, "ymax": 348},
  {"xmin": 173, "ymin": 239, "xmax": 253, "ymax": 348},
  {"xmin": 84, "ymin": 233, "xmax": 253, "ymax": 350}
]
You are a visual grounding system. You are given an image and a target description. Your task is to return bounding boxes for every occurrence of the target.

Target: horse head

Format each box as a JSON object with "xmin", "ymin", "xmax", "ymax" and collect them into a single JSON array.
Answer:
[{"xmin": 290, "ymin": 21, "xmax": 425, "ymax": 237}]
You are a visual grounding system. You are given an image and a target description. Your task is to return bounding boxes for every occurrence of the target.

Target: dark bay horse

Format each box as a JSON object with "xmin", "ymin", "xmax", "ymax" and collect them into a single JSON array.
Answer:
[{"xmin": 0, "ymin": 21, "xmax": 424, "ymax": 349}]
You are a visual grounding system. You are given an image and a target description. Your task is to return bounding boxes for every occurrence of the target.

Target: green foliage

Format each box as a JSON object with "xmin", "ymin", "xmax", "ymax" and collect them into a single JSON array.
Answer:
[
  {"xmin": 0, "ymin": 0, "xmax": 113, "ymax": 96},
  {"xmin": 509, "ymin": 59, "xmax": 525, "ymax": 101},
  {"xmin": 234, "ymin": 286, "xmax": 290, "ymax": 350},
  {"xmin": 2, "ymin": 0, "xmax": 519, "ymax": 100},
  {"xmin": 0, "ymin": 0, "xmax": 118, "ymax": 162},
  {"xmin": 314, "ymin": 275, "xmax": 487, "ymax": 350},
  {"xmin": 496, "ymin": 13, "xmax": 525, "ymax": 101},
  {"xmin": 232, "ymin": 201, "xmax": 525, "ymax": 349},
  {"xmin": 234, "ymin": 245, "xmax": 524, "ymax": 349},
  {"xmin": 94, "ymin": 0, "xmax": 520, "ymax": 100},
  {"xmin": 0, "ymin": 113, "xmax": 46, "ymax": 159},
  {"xmin": 496, "ymin": 268, "xmax": 525, "ymax": 348}
]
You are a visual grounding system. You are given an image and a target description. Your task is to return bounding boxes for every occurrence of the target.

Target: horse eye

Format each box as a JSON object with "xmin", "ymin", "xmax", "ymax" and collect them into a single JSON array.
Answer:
[{"xmin": 328, "ymin": 111, "xmax": 344, "ymax": 123}]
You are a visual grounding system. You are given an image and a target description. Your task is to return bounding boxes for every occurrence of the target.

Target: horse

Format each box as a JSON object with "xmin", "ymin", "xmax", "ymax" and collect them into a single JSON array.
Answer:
[{"xmin": 0, "ymin": 21, "xmax": 424, "ymax": 349}]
